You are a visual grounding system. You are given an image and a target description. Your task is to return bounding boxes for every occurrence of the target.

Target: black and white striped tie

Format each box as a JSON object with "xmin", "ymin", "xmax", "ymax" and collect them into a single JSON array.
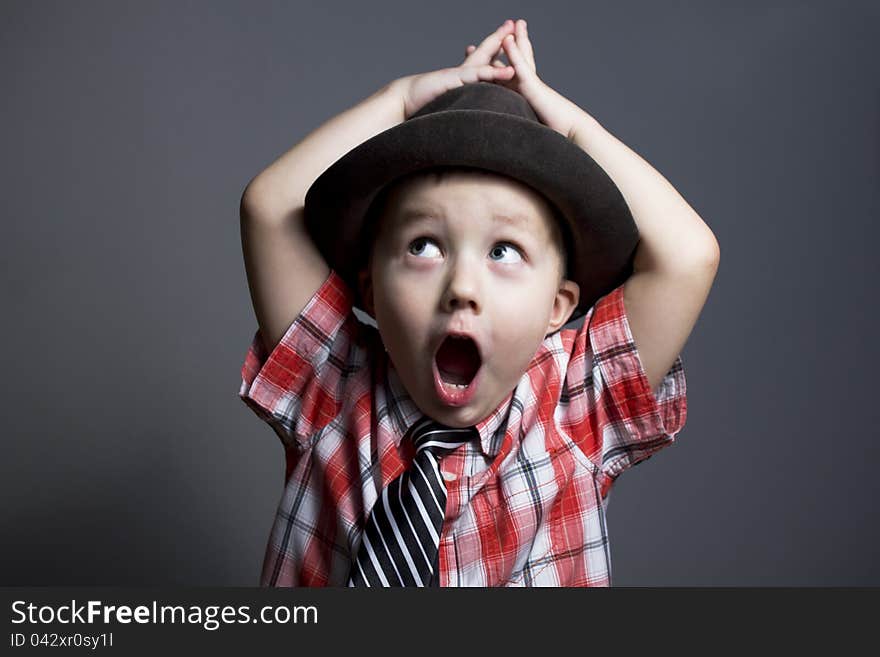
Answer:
[{"xmin": 348, "ymin": 417, "xmax": 477, "ymax": 587}]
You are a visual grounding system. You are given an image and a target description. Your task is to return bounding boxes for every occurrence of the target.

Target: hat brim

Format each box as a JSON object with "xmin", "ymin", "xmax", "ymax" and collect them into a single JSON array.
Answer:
[{"xmin": 304, "ymin": 108, "xmax": 638, "ymax": 321}]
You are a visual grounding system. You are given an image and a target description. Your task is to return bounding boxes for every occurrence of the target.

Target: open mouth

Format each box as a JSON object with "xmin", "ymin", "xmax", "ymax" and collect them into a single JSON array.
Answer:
[
  {"xmin": 435, "ymin": 335, "xmax": 482, "ymax": 388},
  {"xmin": 432, "ymin": 333, "xmax": 484, "ymax": 407}
]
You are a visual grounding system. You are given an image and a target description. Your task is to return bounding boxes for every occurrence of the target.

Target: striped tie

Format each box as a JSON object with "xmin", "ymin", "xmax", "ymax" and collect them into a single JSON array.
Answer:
[{"xmin": 348, "ymin": 417, "xmax": 477, "ymax": 587}]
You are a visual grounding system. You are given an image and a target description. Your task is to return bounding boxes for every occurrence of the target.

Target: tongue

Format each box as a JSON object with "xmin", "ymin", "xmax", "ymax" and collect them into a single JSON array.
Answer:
[{"xmin": 436, "ymin": 337, "xmax": 480, "ymax": 385}]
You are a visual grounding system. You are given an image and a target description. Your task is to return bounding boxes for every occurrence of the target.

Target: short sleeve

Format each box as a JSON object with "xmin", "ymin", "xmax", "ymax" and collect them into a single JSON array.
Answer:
[
  {"xmin": 238, "ymin": 269, "xmax": 359, "ymax": 452},
  {"xmin": 570, "ymin": 282, "xmax": 688, "ymax": 488}
]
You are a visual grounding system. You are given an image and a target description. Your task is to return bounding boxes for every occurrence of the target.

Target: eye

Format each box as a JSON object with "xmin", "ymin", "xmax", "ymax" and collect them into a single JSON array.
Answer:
[
  {"xmin": 489, "ymin": 243, "xmax": 523, "ymax": 264},
  {"xmin": 407, "ymin": 237, "xmax": 442, "ymax": 258}
]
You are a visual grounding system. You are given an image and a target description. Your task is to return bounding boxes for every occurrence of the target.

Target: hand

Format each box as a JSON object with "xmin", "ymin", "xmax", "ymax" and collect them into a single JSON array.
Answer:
[
  {"xmin": 463, "ymin": 18, "xmax": 536, "ymax": 96},
  {"xmin": 393, "ymin": 20, "xmax": 518, "ymax": 120},
  {"xmin": 466, "ymin": 19, "xmax": 590, "ymax": 140}
]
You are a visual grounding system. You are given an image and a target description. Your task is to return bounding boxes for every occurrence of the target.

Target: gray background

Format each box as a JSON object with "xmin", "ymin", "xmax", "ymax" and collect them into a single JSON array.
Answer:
[{"xmin": 2, "ymin": 0, "xmax": 877, "ymax": 586}]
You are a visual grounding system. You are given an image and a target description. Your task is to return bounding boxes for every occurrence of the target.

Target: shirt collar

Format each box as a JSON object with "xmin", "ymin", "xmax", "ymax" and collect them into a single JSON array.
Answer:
[{"xmin": 385, "ymin": 358, "xmax": 511, "ymax": 459}]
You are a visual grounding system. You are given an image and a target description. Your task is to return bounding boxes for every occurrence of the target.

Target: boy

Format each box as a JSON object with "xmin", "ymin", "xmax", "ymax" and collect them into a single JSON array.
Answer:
[{"xmin": 238, "ymin": 19, "xmax": 719, "ymax": 586}]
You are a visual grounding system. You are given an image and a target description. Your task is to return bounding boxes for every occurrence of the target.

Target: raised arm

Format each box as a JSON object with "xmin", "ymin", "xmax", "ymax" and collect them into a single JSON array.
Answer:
[
  {"xmin": 569, "ymin": 117, "xmax": 719, "ymax": 393},
  {"xmin": 240, "ymin": 20, "xmax": 522, "ymax": 355},
  {"xmin": 496, "ymin": 20, "xmax": 720, "ymax": 394},
  {"xmin": 240, "ymin": 81, "xmax": 406, "ymax": 354}
]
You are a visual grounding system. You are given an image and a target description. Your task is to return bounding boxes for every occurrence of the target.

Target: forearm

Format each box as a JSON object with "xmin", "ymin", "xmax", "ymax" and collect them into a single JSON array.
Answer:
[
  {"xmin": 570, "ymin": 114, "xmax": 719, "ymax": 272},
  {"xmin": 242, "ymin": 80, "xmax": 406, "ymax": 221}
]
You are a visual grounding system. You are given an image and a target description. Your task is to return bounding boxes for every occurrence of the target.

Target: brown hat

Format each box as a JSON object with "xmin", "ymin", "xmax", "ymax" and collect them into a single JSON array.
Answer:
[{"xmin": 303, "ymin": 81, "xmax": 638, "ymax": 321}]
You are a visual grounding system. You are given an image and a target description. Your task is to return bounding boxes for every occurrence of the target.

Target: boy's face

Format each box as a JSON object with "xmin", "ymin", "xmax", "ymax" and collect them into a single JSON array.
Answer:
[{"xmin": 359, "ymin": 171, "xmax": 580, "ymax": 429}]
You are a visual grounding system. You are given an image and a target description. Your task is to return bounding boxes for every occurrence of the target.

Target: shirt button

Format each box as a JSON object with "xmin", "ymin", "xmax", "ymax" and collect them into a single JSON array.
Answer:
[{"xmin": 442, "ymin": 470, "xmax": 457, "ymax": 482}]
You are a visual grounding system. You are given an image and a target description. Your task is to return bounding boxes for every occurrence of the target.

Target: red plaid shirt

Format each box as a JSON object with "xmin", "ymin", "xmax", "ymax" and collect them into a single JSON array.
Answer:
[{"xmin": 239, "ymin": 269, "xmax": 687, "ymax": 586}]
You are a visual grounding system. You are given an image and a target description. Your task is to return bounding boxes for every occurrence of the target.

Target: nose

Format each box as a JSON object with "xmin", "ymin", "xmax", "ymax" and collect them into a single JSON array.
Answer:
[{"xmin": 441, "ymin": 254, "xmax": 482, "ymax": 314}]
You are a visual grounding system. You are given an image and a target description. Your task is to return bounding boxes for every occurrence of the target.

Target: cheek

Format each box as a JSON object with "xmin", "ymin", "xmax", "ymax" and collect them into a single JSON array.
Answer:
[
  {"xmin": 488, "ymin": 297, "xmax": 553, "ymax": 371},
  {"xmin": 373, "ymin": 271, "xmax": 434, "ymax": 339}
]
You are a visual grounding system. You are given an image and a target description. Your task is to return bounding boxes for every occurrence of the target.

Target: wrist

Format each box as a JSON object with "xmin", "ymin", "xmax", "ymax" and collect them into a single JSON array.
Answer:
[
  {"xmin": 569, "ymin": 114, "xmax": 605, "ymax": 150},
  {"xmin": 385, "ymin": 76, "xmax": 412, "ymax": 120}
]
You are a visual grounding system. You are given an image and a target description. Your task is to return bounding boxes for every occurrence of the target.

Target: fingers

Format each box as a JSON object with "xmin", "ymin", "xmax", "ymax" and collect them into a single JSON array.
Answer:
[
  {"xmin": 465, "ymin": 18, "xmax": 535, "ymax": 78},
  {"xmin": 501, "ymin": 29, "xmax": 534, "ymax": 78},
  {"xmin": 466, "ymin": 19, "xmax": 515, "ymax": 64},
  {"xmin": 467, "ymin": 63, "xmax": 515, "ymax": 84},
  {"xmin": 513, "ymin": 19, "xmax": 535, "ymax": 71},
  {"xmin": 466, "ymin": 43, "xmax": 506, "ymax": 68}
]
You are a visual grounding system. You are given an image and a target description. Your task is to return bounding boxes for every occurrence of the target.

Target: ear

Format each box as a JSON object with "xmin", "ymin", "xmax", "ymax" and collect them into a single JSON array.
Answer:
[
  {"xmin": 545, "ymin": 278, "xmax": 580, "ymax": 335},
  {"xmin": 357, "ymin": 268, "xmax": 375, "ymax": 317}
]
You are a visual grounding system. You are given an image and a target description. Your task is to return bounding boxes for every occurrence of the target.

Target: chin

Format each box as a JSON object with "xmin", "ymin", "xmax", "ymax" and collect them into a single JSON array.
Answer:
[
  {"xmin": 435, "ymin": 409, "xmax": 484, "ymax": 428},
  {"xmin": 419, "ymin": 397, "xmax": 486, "ymax": 428}
]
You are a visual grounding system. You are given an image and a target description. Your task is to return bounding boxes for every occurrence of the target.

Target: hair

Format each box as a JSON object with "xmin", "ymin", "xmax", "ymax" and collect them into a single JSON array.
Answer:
[{"xmin": 356, "ymin": 166, "xmax": 571, "ymax": 282}]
